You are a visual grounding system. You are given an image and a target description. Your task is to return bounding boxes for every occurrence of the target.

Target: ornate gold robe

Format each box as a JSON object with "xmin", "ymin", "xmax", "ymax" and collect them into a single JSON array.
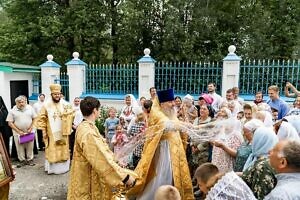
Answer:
[
  {"xmin": 128, "ymin": 101, "xmax": 194, "ymax": 200},
  {"xmin": 67, "ymin": 120, "xmax": 137, "ymax": 200},
  {"xmin": 0, "ymin": 184, "xmax": 9, "ymax": 200},
  {"xmin": 36, "ymin": 101, "xmax": 72, "ymax": 163}
]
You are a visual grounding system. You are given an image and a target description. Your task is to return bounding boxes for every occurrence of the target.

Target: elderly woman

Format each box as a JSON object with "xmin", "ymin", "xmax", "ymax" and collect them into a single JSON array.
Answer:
[
  {"xmin": 215, "ymin": 107, "xmax": 231, "ymax": 120},
  {"xmin": 242, "ymin": 127, "xmax": 278, "ymax": 200},
  {"xmin": 273, "ymin": 119, "xmax": 299, "ymax": 140},
  {"xmin": 213, "ymin": 119, "xmax": 264, "ymax": 172},
  {"xmin": 178, "ymin": 94, "xmax": 198, "ymax": 123},
  {"xmin": 211, "ymin": 118, "xmax": 243, "ymax": 173}
]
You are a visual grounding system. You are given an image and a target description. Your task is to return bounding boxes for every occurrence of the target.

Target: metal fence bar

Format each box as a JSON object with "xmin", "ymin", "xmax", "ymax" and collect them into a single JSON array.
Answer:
[
  {"xmin": 83, "ymin": 59, "xmax": 299, "ymax": 98},
  {"xmin": 239, "ymin": 59, "xmax": 300, "ymax": 95},
  {"xmin": 85, "ymin": 63, "xmax": 138, "ymax": 95},
  {"xmin": 155, "ymin": 61, "xmax": 223, "ymax": 96}
]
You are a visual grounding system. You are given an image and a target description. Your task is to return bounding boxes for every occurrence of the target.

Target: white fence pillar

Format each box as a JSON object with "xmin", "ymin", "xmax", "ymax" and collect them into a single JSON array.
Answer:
[
  {"xmin": 66, "ymin": 52, "xmax": 87, "ymax": 102},
  {"xmin": 222, "ymin": 45, "xmax": 242, "ymax": 97},
  {"xmin": 39, "ymin": 55, "xmax": 61, "ymax": 99},
  {"xmin": 137, "ymin": 48, "xmax": 156, "ymax": 99}
]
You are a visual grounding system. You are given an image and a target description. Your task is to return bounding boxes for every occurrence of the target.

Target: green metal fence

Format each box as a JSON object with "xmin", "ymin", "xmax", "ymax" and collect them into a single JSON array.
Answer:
[
  {"xmin": 85, "ymin": 64, "xmax": 138, "ymax": 95},
  {"xmin": 54, "ymin": 71, "xmax": 69, "ymax": 101},
  {"xmin": 82, "ymin": 59, "xmax": 300, "ymax": 98},
  {"xmin": 239, "ymin": 59, "xmax": 300, "ymax": 95},
  {"xmin": 155, "ymin": 61, "xmax": 223, "ymax": 95}
]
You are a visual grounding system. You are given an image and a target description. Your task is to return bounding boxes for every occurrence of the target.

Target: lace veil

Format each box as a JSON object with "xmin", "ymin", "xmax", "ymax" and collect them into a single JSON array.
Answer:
[{"xmin": 205, "ymin": 171, "xmax": 257, "ymax": 200}]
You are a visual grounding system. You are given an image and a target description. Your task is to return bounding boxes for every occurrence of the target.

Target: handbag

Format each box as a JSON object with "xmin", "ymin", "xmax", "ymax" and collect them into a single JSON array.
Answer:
[{"xmin": 19, "ymin": 132, "xmax": 35, "ymax": 144}]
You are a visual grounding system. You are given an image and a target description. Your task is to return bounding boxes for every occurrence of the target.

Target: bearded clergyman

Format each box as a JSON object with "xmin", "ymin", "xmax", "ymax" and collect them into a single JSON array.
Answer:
[{"xmin": 37, "ymin": 84, "xmax": 74, "ymax": 174}]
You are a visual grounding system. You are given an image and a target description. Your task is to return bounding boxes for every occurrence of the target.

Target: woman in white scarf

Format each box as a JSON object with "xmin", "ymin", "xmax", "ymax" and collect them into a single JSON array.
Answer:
[{"xmin": 211, "ymin": 118, "xmax": 243, "ymax": 173}]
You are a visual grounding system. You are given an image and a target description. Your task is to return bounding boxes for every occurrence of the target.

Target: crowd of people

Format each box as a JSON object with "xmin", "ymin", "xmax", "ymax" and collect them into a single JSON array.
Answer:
[{"xmin": 0, "ymin": 81, "xmax": 300, "ymax": 200}]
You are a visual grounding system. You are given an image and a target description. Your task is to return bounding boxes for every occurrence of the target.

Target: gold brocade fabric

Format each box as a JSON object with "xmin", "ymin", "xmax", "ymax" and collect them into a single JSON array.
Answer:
[
  {"xmin": 67, "ymin": 120, "xmax": 137, "ymax": 200},
  {"xmin": 0, "ymin": 184, "xmax": 9, "ymax": 200},
  {"xmin": 127, "ymin": 99, "xmax": 194, "ymax": 200},
  {"xmin": 36, "ymin": 102, "xmax": 71, "ymax": 163}
]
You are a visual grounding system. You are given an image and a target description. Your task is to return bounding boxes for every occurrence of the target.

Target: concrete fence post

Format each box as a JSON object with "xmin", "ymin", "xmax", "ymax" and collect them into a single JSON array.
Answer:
[
  {"xmin": 66, "ymin": 52, "xmax": 87, "ymax": 102},
  {"xmin": 222, "ymin": 45, "xmax": 242, "ymax": 97},
  {"xmin": 39, "ymin": 54, "xmax": 61, "ymax": 99},
  {"xmin": 137, "ymin": 48, "xmax": 156, "ymax": 99}
]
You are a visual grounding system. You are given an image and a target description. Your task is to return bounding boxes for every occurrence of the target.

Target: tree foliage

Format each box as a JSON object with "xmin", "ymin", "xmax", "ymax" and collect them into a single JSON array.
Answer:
[{"xmin": 0, "ymin": 0, "xmax": 299, "ymax": 65}]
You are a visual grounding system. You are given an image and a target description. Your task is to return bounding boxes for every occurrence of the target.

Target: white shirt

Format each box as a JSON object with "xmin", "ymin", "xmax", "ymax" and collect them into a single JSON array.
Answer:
[
  {"xmin": 33, "ymin": 101, "xmax": 44, "ymax": 115},
  {"xmin": 72, "ymin": 105, "xmax": 83, "ymax": 127},
  {"xmin": 6, "ymin": 105, "xmax": 37, "ymax": 135}
]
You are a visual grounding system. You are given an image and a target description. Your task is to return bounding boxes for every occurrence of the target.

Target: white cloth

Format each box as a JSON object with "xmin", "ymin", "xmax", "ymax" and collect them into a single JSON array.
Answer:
[
  {"xmin": 205, "ymin": 171, "xmax": 256, "ymax": 200},
  {"xmin": 72, "ymin": 105, "xmax": 83, "ymax": 127},
  {"xmin": 45, "ymin": 159, "xmax": 70, "ymax": 175},
  {"xmin": 284, "ymin": 115, "xmax": 300, "ymax": 136},
  {"xmin": 277, "ymin": 121, "xmax": 299, "ymax": 140},
  {"xmin": 33, "ymin": 101, "xmax": 44, "ymax": 115},
  {"xmin": 262, "ymin": 111, "xmax": 273, "ymax": 127},
  {"xmin": 230, "ymin": 100, "xmax": 243, "ymax": 116},
  {"xmin": 244, "ymin": 119, "xmax": 264, "ymax": 132},
  {"xmin": 46, "ymin": 103, "xmax": 63, "ymax": 142},
  {"xmin": 136, "ymin": 140, "xmax": 173, "ymax": 200}
]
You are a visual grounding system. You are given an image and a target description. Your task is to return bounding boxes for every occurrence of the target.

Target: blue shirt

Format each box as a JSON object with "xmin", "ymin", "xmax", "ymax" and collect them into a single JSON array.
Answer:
[
  {"xmin": 104, "ymin": 117, "xmax": 119, "ymax": 139},
  {"xmin": 267, "ymin": 98, "xmax": 290, "ymax": 119},
  {"xmin": 264, "ymin": 173, "xmax": 300, "ymax": 200}
]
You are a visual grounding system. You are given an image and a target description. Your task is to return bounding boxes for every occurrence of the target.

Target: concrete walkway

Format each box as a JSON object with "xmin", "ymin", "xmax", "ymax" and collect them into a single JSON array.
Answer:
[{"xmin": 9, "ymin": 152, "xmax": 69, "ymax": 200}]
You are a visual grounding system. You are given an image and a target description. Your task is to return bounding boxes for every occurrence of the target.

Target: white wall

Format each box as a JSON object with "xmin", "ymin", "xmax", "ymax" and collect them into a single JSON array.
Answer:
[
  {"xmin": 0, "ymin": 72, "xmax": 33, "ymax": 109},
  {"xmin": 98, "ymin": 99, "xmax": 125, "ymax": 111}
]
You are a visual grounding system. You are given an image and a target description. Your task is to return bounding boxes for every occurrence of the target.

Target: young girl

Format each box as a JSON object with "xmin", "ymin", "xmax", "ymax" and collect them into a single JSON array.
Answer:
[
  {"xmin": 111, "ymin": 124, "xmax": 128, "ymax": 167},
  {"xmin": 128, "ymin": 108, "xmax": 146, "ymax": 168},
  {"xmin": 104, "ymin": 107, "xmax": 119, "ymax": 149}
]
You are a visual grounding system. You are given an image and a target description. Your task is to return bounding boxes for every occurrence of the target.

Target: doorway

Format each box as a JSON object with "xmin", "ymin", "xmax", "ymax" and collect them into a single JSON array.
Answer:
[{"xmin": 10, "ymin": 80, "xmax": 28, "ymax": 108}]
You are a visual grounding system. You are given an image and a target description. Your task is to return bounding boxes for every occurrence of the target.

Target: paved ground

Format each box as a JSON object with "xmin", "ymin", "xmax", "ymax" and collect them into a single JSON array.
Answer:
[{"xmin": 9, "ymin": 152, "xmax": 69, "ymax": 200}]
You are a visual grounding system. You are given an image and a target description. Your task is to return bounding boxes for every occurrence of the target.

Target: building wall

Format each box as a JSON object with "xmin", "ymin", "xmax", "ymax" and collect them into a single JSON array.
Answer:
[{"xmin": 0, "ymin": 72, "xmax": 33, "ymax": 109}]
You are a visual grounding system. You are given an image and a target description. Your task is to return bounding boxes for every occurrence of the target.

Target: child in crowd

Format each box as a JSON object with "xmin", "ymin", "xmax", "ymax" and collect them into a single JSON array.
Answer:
[
  {"xmin": 111, "ymin": 124, "xmax": 128, "ymax": 167},
  {"xmin": 128, "ymin": 107, "xmax": 146, "ymax": 168},
  {"xmin": 119, "ymin": 117, "xmax": 127, "ymax": 131},
  {"xmin": 104, "ymin": 107, "xmax": 119, "ymax": 149},
  {"xmin": 237, "ymin": 111, "xmax": 244, "ymax": 121},
  {"xmin": 271, "ymin": 107, "xmax": 279, "ymax": 123},
  {"xmin": 154, "ymin": 185, "xmax": 181, "ymax": 200},
  {"xmin": 204, "ymin": 171, "xmax": 256, "ymax": 200},
  {"xmin": 194, "ymin": 163, "xmax": 219, "ymax": 199}
]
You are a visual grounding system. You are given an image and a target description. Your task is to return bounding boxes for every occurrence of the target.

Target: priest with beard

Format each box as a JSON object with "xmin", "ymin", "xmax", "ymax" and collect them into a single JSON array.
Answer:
[
  {"xmin": 127, "ymin": 88, "xmax": 194, "ymax": 200},
  {"xmin": 36, "ymin": 84, "xmax": 74, "ymax": 174}
]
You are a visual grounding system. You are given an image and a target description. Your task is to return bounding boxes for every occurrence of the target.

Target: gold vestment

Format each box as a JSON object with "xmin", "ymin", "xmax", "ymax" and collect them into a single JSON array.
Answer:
[
  {"xmin": 128, "ymin": 100, "xmax": 194, "ymax": 200},
  {"xmin": 36, "ymin": 101, "xmax": 73, "ymax": 163},
  {"xmin": 67, "ymin": 120, "xmax": 137, "ymax": 200}
]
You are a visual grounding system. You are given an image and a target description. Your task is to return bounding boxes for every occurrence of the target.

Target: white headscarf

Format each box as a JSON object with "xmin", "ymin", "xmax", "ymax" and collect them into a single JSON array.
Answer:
[
  {"xmin": 277, "ymin": 121, "xmax": 299, "ymax": 140},
  {"xmin": 244, "ymin": 118, "xmax": 264, "ymax": 132},
  {"xmin": 284, "ymin": 115, "xmax": 300, "ymax": 136}
]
